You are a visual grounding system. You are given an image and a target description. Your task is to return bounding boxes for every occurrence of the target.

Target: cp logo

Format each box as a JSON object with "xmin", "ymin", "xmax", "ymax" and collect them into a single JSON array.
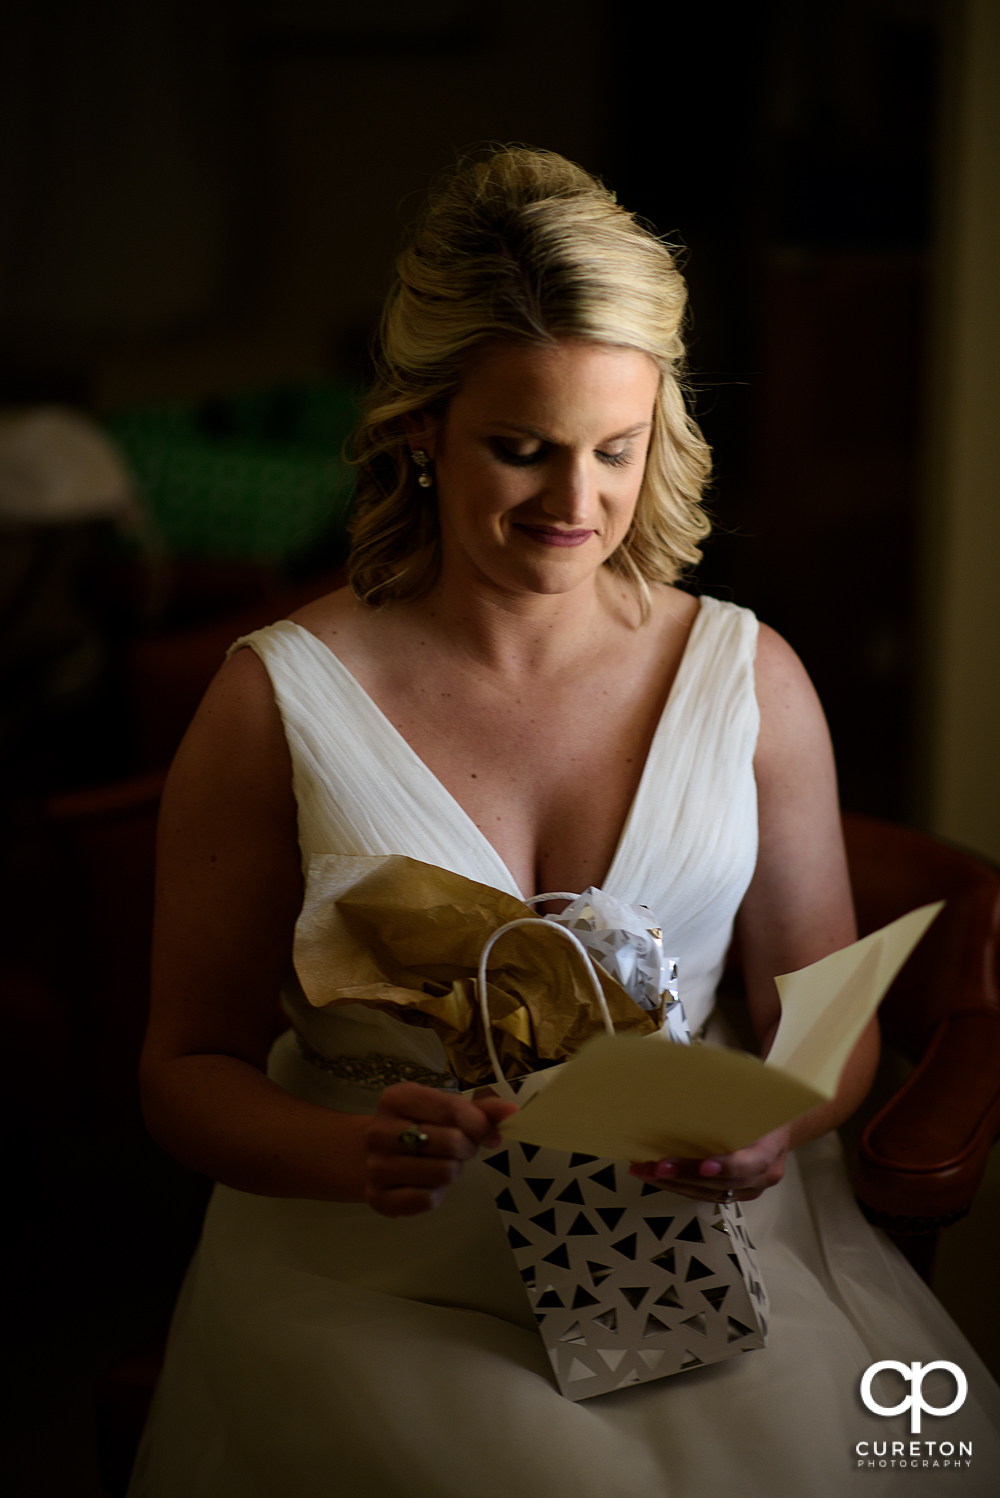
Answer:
[{"xmin": 861, "ymin": 1361, "xmax": 967, "ymax": 1433}]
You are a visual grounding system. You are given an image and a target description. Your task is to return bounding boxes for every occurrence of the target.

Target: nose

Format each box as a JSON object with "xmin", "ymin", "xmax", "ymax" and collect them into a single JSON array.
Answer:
[{"xmin": 539, "ymin": 450, "xmax": 594, "ymax": 526}]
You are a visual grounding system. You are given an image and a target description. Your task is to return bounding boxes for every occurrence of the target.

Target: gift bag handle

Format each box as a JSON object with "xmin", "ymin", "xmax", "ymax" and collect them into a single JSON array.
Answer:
[{"xmin": 476, "ymin": 916, "xmax": 616, "ymax": 1087}]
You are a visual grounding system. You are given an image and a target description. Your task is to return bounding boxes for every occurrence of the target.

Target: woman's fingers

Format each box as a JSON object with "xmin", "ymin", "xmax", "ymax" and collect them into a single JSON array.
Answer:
[
  {"xmin": 700, "ymin": 1126, "xmax": 789, "ymax": 1192},
  {"xmin": 364, "ymin": 1144, "xmax": 463, "ymax": 1219},
  {"xmin": 375, "ymin": 1082, "xmax": 512, "ymax": 1146},
  {"xmin": 364, "ymin": 1119, "xmax": 464, "ymax": 1217},
  {"xmin": 367, "ymin": 1151, "xmax": 463, "ymax": 1191},
  {"xmin": 366, "ymin": 1184, "xmax": 450, "ymax": 1217},
  {"xmin": 705, "ymin": 1126, "xmax": 789, "ymax": 1176},
  {"xmin": 477, "ymin": 1096, "xmax": 520, "ymax": 1140},
  {"xmin": 364, "ymin": 1082, "xmax": 519, "ymax": 1217},
  {"xmin": 367, "ymin": 1115, "xmax": 479, "ymax": 1163},
  {"xmin": 629, "ymin": 1126, "xmax": 790, "ymax": 1202}
]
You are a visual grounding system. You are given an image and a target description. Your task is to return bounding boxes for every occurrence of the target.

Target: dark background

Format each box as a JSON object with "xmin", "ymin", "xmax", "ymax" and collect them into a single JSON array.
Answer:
[
  {"xmin": 0, "ymin": 3, "xmax": 960, "ymax": 1493},
  {"xmin": 0, "ymin": 0, "xmax": 942, "ymax": 815}
]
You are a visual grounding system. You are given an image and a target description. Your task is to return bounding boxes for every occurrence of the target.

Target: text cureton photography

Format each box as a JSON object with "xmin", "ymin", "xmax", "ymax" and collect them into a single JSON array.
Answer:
[
  {"xmin": 855, "ymin": 1361, "xmax": 976, "ymax": 1471},
  {"xmin": 855, "ymin": 1443, "xmax": 973, "ymax": 1472}
]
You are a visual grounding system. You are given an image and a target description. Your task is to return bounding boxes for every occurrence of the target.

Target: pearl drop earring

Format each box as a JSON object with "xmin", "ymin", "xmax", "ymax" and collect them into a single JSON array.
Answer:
[{"xmin": 412, "ymin": 449, "xmax": 434, "ymax": 488}]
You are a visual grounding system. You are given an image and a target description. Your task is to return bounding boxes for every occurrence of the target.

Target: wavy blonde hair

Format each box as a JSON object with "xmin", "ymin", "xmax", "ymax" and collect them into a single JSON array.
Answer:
[{"xmin": 348, "ymin": 146, "xmax": 711, "ymax": 613}]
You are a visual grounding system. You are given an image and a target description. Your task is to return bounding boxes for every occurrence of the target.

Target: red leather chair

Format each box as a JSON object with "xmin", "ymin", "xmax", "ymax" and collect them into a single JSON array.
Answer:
[{"xmin": 842, "ymin": 814, "xmax": 1000, "ymax": 1240}]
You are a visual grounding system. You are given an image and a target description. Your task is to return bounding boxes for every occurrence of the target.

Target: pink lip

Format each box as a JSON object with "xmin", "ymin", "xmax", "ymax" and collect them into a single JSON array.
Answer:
[{"xmin": 515, "ymin": 524, "xmax": 595, "ymax": 548}]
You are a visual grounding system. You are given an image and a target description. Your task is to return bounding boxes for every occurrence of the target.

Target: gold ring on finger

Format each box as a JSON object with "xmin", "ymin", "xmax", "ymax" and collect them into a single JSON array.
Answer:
[{"xmin": 398, "ymin": 1124, "xmax": 430, "ymax": 1155}]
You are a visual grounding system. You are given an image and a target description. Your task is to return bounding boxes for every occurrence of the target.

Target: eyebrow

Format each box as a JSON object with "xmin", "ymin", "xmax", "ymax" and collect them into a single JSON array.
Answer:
[{"xmin": 491, "ymin": 421, "xmax": 651, "ymax": 443}]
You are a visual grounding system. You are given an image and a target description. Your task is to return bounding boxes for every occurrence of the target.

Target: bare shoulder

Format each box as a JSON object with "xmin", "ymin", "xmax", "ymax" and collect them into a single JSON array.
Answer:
[
  {"xmin": 752, "ymin": 622, "xmax": 832, "ymax": 775},
  {"xmin": 187, "ymin": 644, "xmax": 284, "ymax": 759},
  {"xmin": 753, "ymin": 621, "xmax": 815, "ymax": 704},
  {"xmin": 201, "ymin": 641, "xmax": 279, "ymax": 719},
  {"xmin": 163, "ymin": 644, "xmax": 294, "ymax": 825}
]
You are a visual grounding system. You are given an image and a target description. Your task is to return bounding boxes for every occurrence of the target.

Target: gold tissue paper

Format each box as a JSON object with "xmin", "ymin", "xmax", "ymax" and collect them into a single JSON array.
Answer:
[{"xmin": 293, "ymin": 854, "xmax": 657, "ymax": 1084}]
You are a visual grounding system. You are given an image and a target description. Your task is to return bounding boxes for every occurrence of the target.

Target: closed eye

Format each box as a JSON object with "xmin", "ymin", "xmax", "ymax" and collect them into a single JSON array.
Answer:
[
  {"xmin": 490, "ymin": 439, "xmax": 635, "ymax": 469},
  {"xmin": 490, "ymin": 439, "xmax": 547, "ymax": 467}
]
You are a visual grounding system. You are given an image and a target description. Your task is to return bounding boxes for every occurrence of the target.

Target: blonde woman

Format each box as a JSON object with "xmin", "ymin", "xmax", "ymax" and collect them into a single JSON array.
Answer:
[{"xmin": 133, "ymin": 148, "xmax": 999, "ymax": 1496}]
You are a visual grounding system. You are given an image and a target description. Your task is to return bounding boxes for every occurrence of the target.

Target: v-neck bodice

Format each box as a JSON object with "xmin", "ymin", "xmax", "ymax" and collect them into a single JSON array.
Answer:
[{"xmin": 231, "ymin": 594, "xmax": 760, "ymax": 1042}]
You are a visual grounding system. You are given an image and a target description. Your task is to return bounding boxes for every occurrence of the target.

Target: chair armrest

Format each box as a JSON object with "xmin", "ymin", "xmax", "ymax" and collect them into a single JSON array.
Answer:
[
  {"xmin": 843, "ymin": 814, "xmax": 1000, "ymax": 1053},
  {"xmin": 855, "ymin": 1011, "xmax": 1000, "ymax": 1227}
]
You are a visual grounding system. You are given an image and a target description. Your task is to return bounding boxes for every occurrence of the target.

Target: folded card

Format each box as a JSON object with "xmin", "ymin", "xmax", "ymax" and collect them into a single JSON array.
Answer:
[{"xmin": 499, "ymin": 903, "xmax": 943, "ymax": 1161}]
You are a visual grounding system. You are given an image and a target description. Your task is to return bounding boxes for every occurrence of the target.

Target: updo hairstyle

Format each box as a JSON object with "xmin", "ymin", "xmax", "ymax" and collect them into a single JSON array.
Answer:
[{"xmin": 348, "ymin": 146, "xmax": 711, "ymax": 613}]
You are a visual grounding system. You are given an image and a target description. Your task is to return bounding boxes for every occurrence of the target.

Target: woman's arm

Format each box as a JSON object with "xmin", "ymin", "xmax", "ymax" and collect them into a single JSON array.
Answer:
[
  {"xmin": 741, "ymin": 622, "xmax": 878, "ymax": 1145},
  {"xmin": 632, "ymin": 624, "xmax": 879, "ymax": 1201},
  {"xmin": 141, "ymin": 647, "xmax": 511, "ymax": 1215}
]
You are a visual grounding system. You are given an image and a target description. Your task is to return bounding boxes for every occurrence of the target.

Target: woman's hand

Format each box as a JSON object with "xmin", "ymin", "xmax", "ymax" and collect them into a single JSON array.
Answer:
[
  {"xmin": 628, "ymin": 1124, "xmax": 790, "ymax": 1204},
  {"xmin": 364, "ymin": 1082, "xmax": 518, "ymax": 1218}
]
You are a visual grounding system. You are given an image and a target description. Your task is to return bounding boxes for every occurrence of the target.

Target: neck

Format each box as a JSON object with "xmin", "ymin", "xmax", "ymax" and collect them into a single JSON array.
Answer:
[{"xmin": 409, "ymin": 556, "xmax": 640, "ymax": 677}]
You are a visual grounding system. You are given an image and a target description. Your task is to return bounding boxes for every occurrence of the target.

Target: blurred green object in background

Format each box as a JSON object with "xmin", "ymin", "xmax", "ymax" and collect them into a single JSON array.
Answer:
[{"xmin": 107, "ymin": 381, "xmax": 360, "ymax": 562}]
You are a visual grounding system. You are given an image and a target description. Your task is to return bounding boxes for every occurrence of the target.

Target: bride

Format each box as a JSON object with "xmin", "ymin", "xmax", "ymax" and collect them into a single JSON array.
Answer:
[{"xmin": 132, "ymin": 147, "xmax": 999, "ymax": 1496}]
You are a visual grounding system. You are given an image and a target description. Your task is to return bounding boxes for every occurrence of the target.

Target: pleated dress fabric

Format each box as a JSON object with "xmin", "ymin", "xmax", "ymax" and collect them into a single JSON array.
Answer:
[{"xmin": 129, "ymin": 598, "xmax": 1000, "ymax": 1498}]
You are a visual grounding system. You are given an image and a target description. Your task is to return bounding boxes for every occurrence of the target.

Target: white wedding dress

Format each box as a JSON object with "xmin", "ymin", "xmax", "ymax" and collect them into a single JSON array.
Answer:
[{"xmin": 130, "ymin": 597, "xmax": 1000, "ymax": 1497}]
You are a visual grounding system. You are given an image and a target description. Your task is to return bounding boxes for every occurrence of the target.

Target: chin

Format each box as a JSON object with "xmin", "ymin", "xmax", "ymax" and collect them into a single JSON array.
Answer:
[{"xmin": 493, "ymin": 557, "xmax": 601, "ymax": 598}]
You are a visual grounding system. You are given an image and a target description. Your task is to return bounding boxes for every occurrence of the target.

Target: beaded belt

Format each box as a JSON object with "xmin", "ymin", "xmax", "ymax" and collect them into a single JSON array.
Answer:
[{"xmin": 294, "ymin": 1030, "xmax": 459, "ymax": 1093}]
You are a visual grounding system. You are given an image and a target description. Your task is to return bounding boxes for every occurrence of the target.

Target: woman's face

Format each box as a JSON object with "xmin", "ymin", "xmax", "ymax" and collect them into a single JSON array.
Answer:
[{"xmin": 415, "ymin": 339, "xmax": 659, "ymax": 600}]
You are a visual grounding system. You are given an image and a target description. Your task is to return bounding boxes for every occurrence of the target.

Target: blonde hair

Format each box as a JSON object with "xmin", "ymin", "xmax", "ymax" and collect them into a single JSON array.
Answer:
[{"xmin": 348, "ymin": 146, "xmax": 711, "ymax": 612}]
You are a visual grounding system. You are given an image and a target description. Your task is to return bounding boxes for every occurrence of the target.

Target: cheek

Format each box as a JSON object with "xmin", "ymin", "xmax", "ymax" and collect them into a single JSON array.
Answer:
[
  {"xmin": 609, "ymin": 470, "xmax": 645, "ymax": 528},
  {"xmin": 445, "ymin": 462, "xmax": 531, "ymax": 527}
]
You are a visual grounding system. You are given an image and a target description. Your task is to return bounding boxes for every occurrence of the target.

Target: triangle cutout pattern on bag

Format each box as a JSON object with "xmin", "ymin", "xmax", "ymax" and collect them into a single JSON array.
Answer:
[{"xmin": 473, "ymin": 1122, "xmax": 768, "ymax": 1402}]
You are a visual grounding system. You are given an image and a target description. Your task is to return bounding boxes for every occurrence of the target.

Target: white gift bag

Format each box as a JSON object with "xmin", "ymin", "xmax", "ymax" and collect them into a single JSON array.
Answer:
[{"xmin": 466, "ymin": 912, "xmax": 769, "ymax": 1401}]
